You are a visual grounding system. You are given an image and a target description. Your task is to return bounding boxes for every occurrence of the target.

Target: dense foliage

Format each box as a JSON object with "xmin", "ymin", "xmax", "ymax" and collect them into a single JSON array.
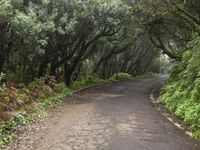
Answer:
[
  {"xmin": 159, "ymin": 37, "xmax": 200, "ymax": 138},
  {"xmin": 0, "ymin": 0, "xmax": 159, "ymax": 86}
]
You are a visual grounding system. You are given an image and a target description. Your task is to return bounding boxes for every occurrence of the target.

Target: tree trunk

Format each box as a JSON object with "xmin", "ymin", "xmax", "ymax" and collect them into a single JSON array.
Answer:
[
  {"xmin": 72, "ymin": 63, "xmax": 83, "ymax": 81},
  {"xmin": 64, "ymin": 62, "xmax": 73, "ymax": 86},
  {"xmin": 38, "ymin": 59, "xmax": 48, "ymax": 78},
  {"xmin": 50, "ymin": 61, "xmax": 57, "ymax": 76},
  {"xmin": 0, "ymin": 57, "xmax": 4, "ymax": 73},
  {"xmin": 101, "ymin": 60, "xmax": 108, "ymax": 79}
]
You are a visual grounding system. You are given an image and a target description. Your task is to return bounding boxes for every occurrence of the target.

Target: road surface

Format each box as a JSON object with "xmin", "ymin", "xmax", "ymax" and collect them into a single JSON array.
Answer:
[{"xmin": 6, "ymin": 77, "xmax": 200, "ymax": 150}]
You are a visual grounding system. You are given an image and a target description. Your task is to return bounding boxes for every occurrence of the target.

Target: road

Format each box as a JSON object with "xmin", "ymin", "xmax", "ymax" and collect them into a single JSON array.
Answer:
[{"xmin": 6, "ymin": 77, "xmax": 200, "ymax": 150}]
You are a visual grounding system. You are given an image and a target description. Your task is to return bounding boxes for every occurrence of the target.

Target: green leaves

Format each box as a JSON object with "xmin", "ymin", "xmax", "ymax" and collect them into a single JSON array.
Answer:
[
  {"xmin": 109, "ymin": 72, "xmax": 133, "ymax": 81},
  {"xmin": 0, "ymin": 0, "xmax": 138, "ymax": 85},
  {"xmin": 159, "ymin": 36, "xmax": 200, "ymax": 137}
]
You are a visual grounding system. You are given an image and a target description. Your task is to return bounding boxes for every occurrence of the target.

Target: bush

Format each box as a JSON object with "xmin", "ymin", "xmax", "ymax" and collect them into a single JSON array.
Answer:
[
  {"xmin": 53, "ymin": 83, "xmax": 70, "ymax": 94},
  {"xmin": 72, "ymin": 73, "xmax": 133, "ymax": 90},
  {"xmin": 72, "ymin": 74, "xmax": 105, "ymax": 89},
  {"xmin": 109, "ymin": 72, "xmax": 133, "ymax": 81},
  {"xmin": 142, "ymin": 71, "xmax": 156, "ymax": 77},
  {"xmin": 71, "ymin": 80, "xmax": 86, "ymax": 90}
]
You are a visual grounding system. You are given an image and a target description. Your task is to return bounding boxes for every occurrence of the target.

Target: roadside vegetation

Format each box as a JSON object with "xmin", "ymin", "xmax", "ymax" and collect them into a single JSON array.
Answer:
[
  {"xmin": 0, "ymin": 75, "xmax": 69, "ymax": 148},
  {"xmin": 159, "ymin": 37, "xmax": 200, "ymax": 138}
]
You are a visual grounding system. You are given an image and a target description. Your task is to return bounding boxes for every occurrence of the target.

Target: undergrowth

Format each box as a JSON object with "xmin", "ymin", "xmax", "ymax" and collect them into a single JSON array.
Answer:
[
  {"xmin": 108, "ymin": 72, "xmax": 133, "ymax": 81},
  {"xmin": 71, "ymin": 73, "xmax": 133, "ymax": 90},
  {"xmin": 158, "ymin": 37, "xmax": 200, "ymax": 138},
  {"xmin": 71, "ymin": 74, "xmax": 106, "ymax": 90},
  {"xmin": 0, "ymin": 76, "xmax": 70, "ymax": 148}
]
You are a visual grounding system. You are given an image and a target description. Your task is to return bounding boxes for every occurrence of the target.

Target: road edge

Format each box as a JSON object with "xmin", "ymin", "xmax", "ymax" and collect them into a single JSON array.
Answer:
[
  {"xmin": 149, "ymin": 90, "xmax": 193, "ymax": 138},
  {"xmin": 71, "ymin": 79, "xmax": 128, "ymax": 94}
]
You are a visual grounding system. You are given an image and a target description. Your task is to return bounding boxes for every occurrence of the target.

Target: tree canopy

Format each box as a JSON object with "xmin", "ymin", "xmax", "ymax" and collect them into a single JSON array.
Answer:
[{"xmin": 0, "ymin": 0, "xmax": 199, "ymax": 86}]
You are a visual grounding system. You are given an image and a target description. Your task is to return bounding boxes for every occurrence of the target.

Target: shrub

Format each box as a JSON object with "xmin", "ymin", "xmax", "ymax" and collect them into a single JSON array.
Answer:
[
  {"xmin": 72, "ymin": 80, "xmax": 86, "ymax": 90},
  {"xmin": 142, "ymin": 71, "xmax": 156, "ymax": 77},
  {"xmin": 72, "ymin": 74, "xmax": 105, "ymax": 89},
  {"xmin": 109, "ymin": 72, "xmax": 133, "ymax": 81},
  {"xmin": 53, "ymin": 83, "xmax": 70, "ymax": 94},
  {"xmin": 84, "ymin": 75, "xmax": 105, "ymax": 84}
]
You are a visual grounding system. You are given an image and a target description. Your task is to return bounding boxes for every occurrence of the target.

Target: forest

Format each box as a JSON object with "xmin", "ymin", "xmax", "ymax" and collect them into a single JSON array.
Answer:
[{"xmin": 0, "ymin": 0, "xmax": 200, "ymax": 148}]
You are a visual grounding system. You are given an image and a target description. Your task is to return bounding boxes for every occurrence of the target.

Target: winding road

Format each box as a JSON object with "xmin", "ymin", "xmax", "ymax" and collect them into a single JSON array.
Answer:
[{"xmin": 6, "ymin": 77, "xmax": 200, "ymax": 150}]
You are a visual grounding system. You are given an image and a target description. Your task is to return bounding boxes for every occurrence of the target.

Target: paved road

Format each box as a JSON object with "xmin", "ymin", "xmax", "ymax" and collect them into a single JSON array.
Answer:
[{"xmin": 34, "ymin": 77, "xmax": 199, "ymax": 150}]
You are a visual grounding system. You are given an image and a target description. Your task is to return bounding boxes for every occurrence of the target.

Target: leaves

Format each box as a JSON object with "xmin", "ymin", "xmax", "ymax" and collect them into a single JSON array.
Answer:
[{"xmin": 159, "ymin": 36, "xmax": 200, "ymax": 136}]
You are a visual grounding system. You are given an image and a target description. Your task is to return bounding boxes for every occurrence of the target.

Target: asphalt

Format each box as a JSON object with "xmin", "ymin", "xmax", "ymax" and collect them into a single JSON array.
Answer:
[{"xmin": 10, "ymin": 77, "xmax": 200, "ymax": 150}]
